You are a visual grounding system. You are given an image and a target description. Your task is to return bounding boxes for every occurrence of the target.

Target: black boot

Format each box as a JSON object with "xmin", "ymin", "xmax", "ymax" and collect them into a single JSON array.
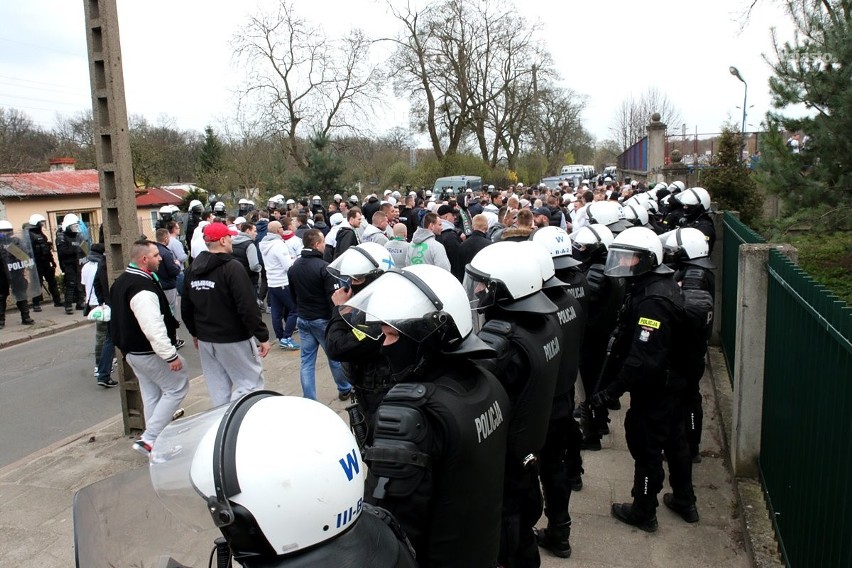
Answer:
[
  {"xmin": 0, "ymin": 296, "xmax": 6, "ymax": 328},
  {"xmin": 663, "ymin": 493, "xmax": 699, "ymax": 523},
  {"xmin": 17, "ymin": 301, "xmax": 35, "ymax": 325},
  {"xmin": 611, "ymin": 502, "xmax": 658, "ymax": 532},
  {"xmin": 31, "ymin": 300, "xmax": 42, "ymax": 312},
  {"xmin": 535, "ymin": 521, "xmax": 571, "ymax": 558}
]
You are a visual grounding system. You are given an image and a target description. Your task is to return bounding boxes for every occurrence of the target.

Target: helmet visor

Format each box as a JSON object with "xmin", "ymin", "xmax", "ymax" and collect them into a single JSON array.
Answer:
[
  {"xmin": 603, "ymin": 246, "xmax": 655, "ymax": 277},
  {"xmin": 463, "ymin": 265, "xmax": 497, "ymax": 312},
  {"xmin": 342, "ymin": 271, "xmax": 446, "ymax": 343},
  {"xmin": 149, "ymin": 404, "xmax": 230, "ymax": 531}
]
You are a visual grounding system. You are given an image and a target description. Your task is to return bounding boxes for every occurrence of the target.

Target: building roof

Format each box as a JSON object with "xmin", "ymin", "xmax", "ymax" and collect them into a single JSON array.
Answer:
[
  {"xmin": 0, "ymin": 169, "xmax": 101, "ymax": 198},
  {"xmin": 136, "ymin": 186, "xmax": 189, "ymax": 207}
]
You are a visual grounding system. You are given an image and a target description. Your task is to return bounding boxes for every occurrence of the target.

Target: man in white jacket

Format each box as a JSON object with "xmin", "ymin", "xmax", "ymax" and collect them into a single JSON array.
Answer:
[{"xmin": 258, "ymin": 221, "xmax": 300, "ymax": 350}]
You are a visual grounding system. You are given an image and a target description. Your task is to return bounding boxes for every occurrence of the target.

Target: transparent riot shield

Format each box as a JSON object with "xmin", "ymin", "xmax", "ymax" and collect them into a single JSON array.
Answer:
[
  {"xmin": 2, "ymin": 231, "xmax": 41, "ymax": 301},
  {"xmin": 73, "ymin": 466, "xmax": 220, "ymax": 568}
]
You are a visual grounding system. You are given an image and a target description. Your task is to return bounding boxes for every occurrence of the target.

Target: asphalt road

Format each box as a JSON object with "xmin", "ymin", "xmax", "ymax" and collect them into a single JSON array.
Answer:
[{"xmin": 0, "ymin": 325, "xmax": 203, "ymax": 468}]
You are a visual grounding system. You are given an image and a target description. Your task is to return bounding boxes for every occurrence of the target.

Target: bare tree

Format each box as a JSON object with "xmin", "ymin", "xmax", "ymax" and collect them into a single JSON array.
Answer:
[
  {"xmin": 233, "ymin": 1, "xmax": 384, "ymax": 173},
  {"xmin": 609, "ymin": 87, "xmax": 683, "ymax": 150},
  {"xmin": 0, "ymin": 108, "xmax": 56, "ymax": 173},
  {"xmin": 535, "ymin": 87, "xmax": 588, "ymax": 174},
  {"xmin": 53, "ymin": 111, "xmax": 96, "ymax": 169}
]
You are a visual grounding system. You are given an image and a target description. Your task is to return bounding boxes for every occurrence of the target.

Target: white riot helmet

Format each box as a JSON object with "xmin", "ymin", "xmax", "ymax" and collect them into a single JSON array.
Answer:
[
  {"xmin": 604, "ymin": 226, "xmax": 671, "ymax": 278},
  {"xmin": 285, "ymin": 199, "xmax": 296, "ymax": 207},
  {"xmin": 158, "ymin": 205, "xmax": 173, "ymax": 220},
  {"xmin": 28, "ymin": 213, "xmax": 46, "ymax": 227},
  {"xmin": 343, "ymin": 264, "xmax": 488, "ymax": 356},
  {"xmin": 151, "ymin": 392, "xmax": 365, "ymax": 560},
  {"xmin": 668, "ymin": 180, "xmax": 686, "ymax": 194},
  {"xmin": 621, "ymin": 203, "xmax": 650, "ymax": 227},
  {"xmin": 349, "ymin": 195, "xmax": 359, "ymax": 205},
  {"xmin": 327, "ymin": 242, "xmax": 395, "ymax": 288},
  {"xmin": 653, "ymin": 182, "xmax": 668, "ymax": 192},
  {"xmin": 333, "ymin": 193, "xmax": 343, "ymax": 203},
  {"xmin": 516, "ymin": 240, "xmax": 564, "ymax": 290},
  {"xmin": 311, "ymin": 195, "xmax": 322, "ymax": 205},
  {"xmin": 464, "ymin": 241, "xmax": 558, "ymax": 314},
  {"xmin": 61, "ymin": 213, "xmax": 80, "ymax": 232},
  {"xmin": 189, "ymin": 199, "xmax": 204, "ymax": 214},
  {"xmin": 213, "ymin": 202, "xmax": 226, "ymax": 216},
  {"xmin": 530, "ymin": 226, "xmax": 582, "ymax": 269},
  {"xmin": 586, "ymin": 201, "xmax": 632, "ymax": 234},
  {"xmin": 663, "ymin": 227, "xmax": 713, "ymax": 268},
  {"xmin": 676, "ymin": 187, "xmax": 711, "ymax": 219},
  {"xmin": 0, "ymin": 219, "xmax": 13, "ymax": 231},
  {"xmin": 572, "ymin": 223, "xmax": 614, "ymax": 264}
]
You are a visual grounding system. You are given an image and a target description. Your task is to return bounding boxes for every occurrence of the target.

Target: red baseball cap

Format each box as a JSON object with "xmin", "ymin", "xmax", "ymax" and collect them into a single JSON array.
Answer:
[{"xmin": 202, "ymin": 222, "xmax": 238, "ymax": 242}]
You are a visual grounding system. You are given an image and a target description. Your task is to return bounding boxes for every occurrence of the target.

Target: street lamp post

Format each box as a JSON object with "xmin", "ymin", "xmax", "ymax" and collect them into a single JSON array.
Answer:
[{"xmin": 729, "ymin": 66, "xmax": 748, "ymax": 159}]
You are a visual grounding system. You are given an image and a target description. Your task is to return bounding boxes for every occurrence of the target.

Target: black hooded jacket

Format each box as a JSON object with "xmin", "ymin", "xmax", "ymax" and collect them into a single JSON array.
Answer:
[{"xmin": 181, "ymin": 251, "xmax": 269, "ymax": 343}]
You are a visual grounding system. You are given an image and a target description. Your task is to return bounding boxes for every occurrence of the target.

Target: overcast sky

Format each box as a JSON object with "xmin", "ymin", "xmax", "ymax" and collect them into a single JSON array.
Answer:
[{"xmin": 1, "ymin": 0, "xmax": 798, "ymax": 145}]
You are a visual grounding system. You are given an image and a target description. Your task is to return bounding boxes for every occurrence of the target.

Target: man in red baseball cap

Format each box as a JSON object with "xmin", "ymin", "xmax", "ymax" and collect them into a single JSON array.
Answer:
[{"xmin": 182, "ymin": 220, "xmax": 270, "ymax": 407}]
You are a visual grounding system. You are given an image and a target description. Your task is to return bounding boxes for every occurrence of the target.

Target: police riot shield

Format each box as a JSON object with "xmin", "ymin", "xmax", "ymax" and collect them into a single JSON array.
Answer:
[
  {"xmin": 73, "ymin": 466, "xmax": 219, "ymax": 568},
  {"xmin": 2, "ymin": 230, "xmax": 41, "ymax": 301}
]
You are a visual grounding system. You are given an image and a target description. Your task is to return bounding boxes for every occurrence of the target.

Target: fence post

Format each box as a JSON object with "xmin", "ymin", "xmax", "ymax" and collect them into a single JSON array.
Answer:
[
  {"xmin": 731, "ymin": 243, "xmax": 797, "ymax": 477},
  {"xmin": 647, "ymin": 113, "xmax": 667, "ymax": 185},
  {"xmin": 709, "ymin": 208, "xmax": 726, "ymax": 346}
]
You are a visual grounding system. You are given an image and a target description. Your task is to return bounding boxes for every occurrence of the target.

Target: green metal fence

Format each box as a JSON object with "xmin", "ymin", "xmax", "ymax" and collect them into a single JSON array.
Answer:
[
  {"xmin": 720, "ymin": 212, "xmax": 765, "ymax": 383},
  {"xmin": 759, "ymin": 248, "xmax": 852, "ymax": 568}
]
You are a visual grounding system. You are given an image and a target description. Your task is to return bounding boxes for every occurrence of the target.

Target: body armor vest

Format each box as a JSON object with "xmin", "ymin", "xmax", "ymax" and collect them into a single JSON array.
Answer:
[
  {"xmin": 542, "ymin": 286, "xmax": 586, "ymax": 407},
  {"xmin": 478, "ymin": 314, "xmax": 561, "ymax": 465},
  {"xmin": 366, "ymin": 364, "xmax": 509, "ymax": 567}
]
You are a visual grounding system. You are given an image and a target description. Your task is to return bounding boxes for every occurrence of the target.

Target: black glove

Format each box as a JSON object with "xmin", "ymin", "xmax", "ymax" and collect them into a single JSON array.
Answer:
[{"xmin": 589, "ymin": 389, "xmax": 614, "ymax": 409}]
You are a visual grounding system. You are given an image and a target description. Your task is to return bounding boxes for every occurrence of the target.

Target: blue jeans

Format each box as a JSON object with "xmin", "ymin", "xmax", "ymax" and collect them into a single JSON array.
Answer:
[
  {"xmin": 268, "ymin": 285, "xmax": 298, "ymax": 340},
  {"xmin": 297, "ymin": 317, "xmax": 351, "ymax": 400},
  {"xmin": 97, "ymin": 322, "xmax": 116, "ymax": 381}
]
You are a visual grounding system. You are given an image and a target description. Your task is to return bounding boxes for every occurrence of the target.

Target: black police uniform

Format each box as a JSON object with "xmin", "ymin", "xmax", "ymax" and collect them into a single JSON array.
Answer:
[
  {"xmin": 185, "ymin": 212, "xmax": 203, "ymax": 245},
  {"xmin": 244, "ymin": 504, "xmax": 418, "ymax": 568},
  {"xmin": 325, "ymin": 308, "xmax": 396, "ymax": 443},
  {"xmin": 678, "ymin": 212, "xmax": 716, "ymax": 253},
  {"xmin": 478, "ymin": 304, "xmax": 560, "ymax": 568},
  {"xmin": 578, "ymin": 260, "xmax": 626, "ymax": 447},
  {"xmin": 673, "ymin": 261, "xmax": 715, "ymax": 461},
  {"xmin": 365, "ymin": 360, "xmax": 510, "ymax": 567},
  {"xmin": 28, "ymin": 224, "xmax": 62, "ymax": 308},
  {"xmin": 595, "ymin": 271, "xmax": 688, "ymax": 522},
  {"xmin": 536, "ymin": 281, "xmax": 586, "ymax": 554},
  {"xmin": 55, "ymin": 227, "xmax": 85, "ymax": 310}
]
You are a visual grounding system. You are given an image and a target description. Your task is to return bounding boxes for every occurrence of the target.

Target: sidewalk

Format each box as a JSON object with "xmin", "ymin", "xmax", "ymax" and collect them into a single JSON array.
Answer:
[
  {"xmin": 0, "ymin": 327, "xmax": 754, "ymax": 567},
  {"xmin": 0, "ymin": 303, "xmax": 91, "ymax": 349}
]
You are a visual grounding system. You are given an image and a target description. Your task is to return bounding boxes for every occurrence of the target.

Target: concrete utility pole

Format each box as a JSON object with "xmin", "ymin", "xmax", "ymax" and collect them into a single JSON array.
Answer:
[{"xmin": 82, "ymin": 0, "xmax": 144, "ymax": 435}]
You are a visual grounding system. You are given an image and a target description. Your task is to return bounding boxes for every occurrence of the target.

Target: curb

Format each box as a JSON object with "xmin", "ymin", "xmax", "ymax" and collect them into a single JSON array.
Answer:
[
  {"xmin": 0, "ymin": 319, "xmax": 93, "ymax": 350},
  {"xmin": 707, "ymin": 347, "xmax": 784, "ymax": 568}
]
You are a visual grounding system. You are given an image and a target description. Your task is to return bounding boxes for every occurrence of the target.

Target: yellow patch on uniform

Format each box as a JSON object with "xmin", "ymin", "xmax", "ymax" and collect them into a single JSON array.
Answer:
[
  {"xmin": 638, "ymin": 317, "xmax": 661, "ymax": 329},
  {"xmin": 352, "ymin": 328, "xmax": 367, "ymax": 341}
]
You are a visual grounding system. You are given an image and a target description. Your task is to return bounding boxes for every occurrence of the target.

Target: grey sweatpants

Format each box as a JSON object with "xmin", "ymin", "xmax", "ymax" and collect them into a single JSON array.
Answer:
[
  {"xmin": 126, "ymin": 353, "xmax": 189, "ymax": 445},
  {"xmin": 198, "ymin": 339, "xmax": 265, "ymax": 407}
]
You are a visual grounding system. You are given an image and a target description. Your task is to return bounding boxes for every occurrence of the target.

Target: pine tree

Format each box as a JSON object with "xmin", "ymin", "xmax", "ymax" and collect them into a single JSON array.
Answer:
[
  {"xmin": 701, "ymin": 125, "xmax": 763, "ymax": 225},
  {"xmin": 757, "ymin": 0, "xmax": 852, "ymax": 217},
  {"xmin": 291, "ymin": 133, "xmax": 343, "ymax": 201},
  {"xmin": 197, "ymin": 126, "xmax": 224, "ymax": 196}
]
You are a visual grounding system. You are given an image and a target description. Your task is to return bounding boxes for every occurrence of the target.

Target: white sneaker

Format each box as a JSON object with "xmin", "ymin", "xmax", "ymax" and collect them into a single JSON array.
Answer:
[{"xmin": 93, "ymin": 366, "xmax": 99, "ymax": 377}]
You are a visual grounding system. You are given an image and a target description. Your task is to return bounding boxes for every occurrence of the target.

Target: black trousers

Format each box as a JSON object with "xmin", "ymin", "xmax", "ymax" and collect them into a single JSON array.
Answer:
[
  {"xmin": 624, "ymin": 386, "xmax": 673, "ymax": 514},
  {"xmin": 539, "ymin": 395, "xmax": 582, "ymax": 525},
  {"xmin": 60, "ymin": 262, "xmax": 83, "ymax": 307},
  {"xmin": 499, "ymin": 461, "xmax": 542, "ymax": 568},
  {"xmin": 665, "ymin": 386, "xmax": 696, "ymax": 503},
  {"xmin": 33, "ymin": 261, "xmax": 62, "ymax": 306}
]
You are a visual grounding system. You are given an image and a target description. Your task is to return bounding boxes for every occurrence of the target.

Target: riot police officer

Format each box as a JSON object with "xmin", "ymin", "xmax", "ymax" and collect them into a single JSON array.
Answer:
[
  {"xmin": 659, "ymin": 228, "xmax": 715, "ymax": 527},
  {"xmin": 325, "ymin": 242, "xmax": 398, "ymax": 443},
  {"xmin": 150, "ymin": 392, "xmax": 418, "ymax": 567},
  {"xmin": 465, "ymin": 241, "xmax": 561, "ymax": 568},
  {"xmin": 55, "ymin": 213, "xmax": 86, "ymax": 314},
  {"xmin": 185, "ymin": 199, "xmax": 204, "ymax": 244},
  {"xmin": 27, "ymin": 213, "xmax": 62, "ymax": 310},
  {"xmin": 675, "ymin": 186, "xmax": 716, "ymax": 253},
  {"xmin": 571, "ymin": 224, "xmax": 626, "ymax": 450},
  {"xmin": 589, "ymin": 227, "xmax": 689, "ymax": 532},
  {"xmin": 521, "ymin": 239, "xmax": 586, "ymax": 559},
  {"xmin": 343, "ymin": 264, "xmax": 510, "ymax": 566},
  {"xmin": 155, "ymin": 205, "xmax": 174, "ymax": 231},
  {"xmin": 0, "ymin": 220, "xmax": 36, "ymax": 327}
]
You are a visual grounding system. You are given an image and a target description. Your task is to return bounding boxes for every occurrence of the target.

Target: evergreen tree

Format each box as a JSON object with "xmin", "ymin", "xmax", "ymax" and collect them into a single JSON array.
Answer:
[
  {"xmin": 701, "ymin": 125, "xmax": 763, "ymax": 225},
  {"xmin": 197, "ymin": 125, "xmax": 224, "ymax": 196},
  {"xmin": 291, "ymin": 133, "xmax": 344, "ymax": 201},
  {"xmin": 756, "ymin": 0, "xmax": 852, "ymax": 217}
]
